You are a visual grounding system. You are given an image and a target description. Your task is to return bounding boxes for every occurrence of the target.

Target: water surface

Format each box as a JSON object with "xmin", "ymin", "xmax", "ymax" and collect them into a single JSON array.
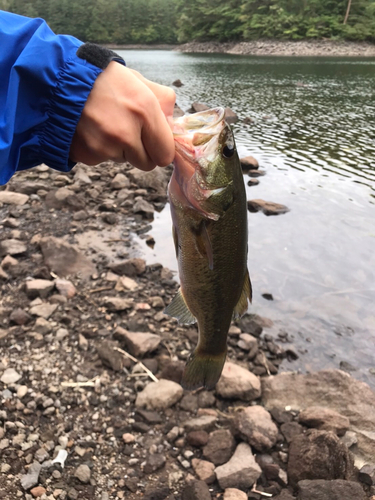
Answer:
[{"xmin": 120, "ymin": 50, "xmax": 375, "ymax": 386}]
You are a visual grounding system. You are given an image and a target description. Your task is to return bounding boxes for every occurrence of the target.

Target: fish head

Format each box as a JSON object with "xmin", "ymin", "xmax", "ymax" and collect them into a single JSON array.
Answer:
[{"xmin": 172, "ymin": 108, "xmax": 240, "ymax": 220}]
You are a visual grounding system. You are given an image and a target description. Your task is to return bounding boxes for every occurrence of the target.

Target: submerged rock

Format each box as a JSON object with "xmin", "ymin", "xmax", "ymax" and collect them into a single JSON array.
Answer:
[{"xmin": 247, "ymin": 199, "xmax": 290, "ymax": 216}]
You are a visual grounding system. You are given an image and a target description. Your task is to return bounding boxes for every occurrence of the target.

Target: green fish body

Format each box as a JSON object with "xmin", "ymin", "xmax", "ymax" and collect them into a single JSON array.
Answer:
[{"xmin": 164, "ymin": 108, "xmax": 251, "ymax": 390}]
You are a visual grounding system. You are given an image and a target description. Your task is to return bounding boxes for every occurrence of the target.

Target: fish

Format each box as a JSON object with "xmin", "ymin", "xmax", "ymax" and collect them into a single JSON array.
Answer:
[{"xmin": 164, "ymin": 107, "xmax": 252, "ymax": 390}]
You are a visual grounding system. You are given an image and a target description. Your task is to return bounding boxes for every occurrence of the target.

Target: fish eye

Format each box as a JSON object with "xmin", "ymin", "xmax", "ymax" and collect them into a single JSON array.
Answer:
[{"xmin": 222, "ymin": 144, "xmax": 235, "ymax": 159}]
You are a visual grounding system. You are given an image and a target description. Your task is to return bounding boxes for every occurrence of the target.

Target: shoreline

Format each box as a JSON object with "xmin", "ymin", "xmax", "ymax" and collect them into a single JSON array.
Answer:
[{"xmin": 107, "ymin": 39, "xmax": 375, "ymax": 57}]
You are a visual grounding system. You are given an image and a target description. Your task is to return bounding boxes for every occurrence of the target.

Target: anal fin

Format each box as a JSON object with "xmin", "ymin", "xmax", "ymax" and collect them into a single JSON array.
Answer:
[
  {"xmin": 233, "ymin": 269, "xmax": 252, "ymax": 320},
  {"xmin": 164, "ymin": 288, "xmax": 197, "ymax": 325}
]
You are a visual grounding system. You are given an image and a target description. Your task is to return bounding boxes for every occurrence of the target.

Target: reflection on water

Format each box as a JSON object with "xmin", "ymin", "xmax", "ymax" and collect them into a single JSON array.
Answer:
[{"xmin": 121, "ymin": 50, "xmax": 375, "ymax": 386}]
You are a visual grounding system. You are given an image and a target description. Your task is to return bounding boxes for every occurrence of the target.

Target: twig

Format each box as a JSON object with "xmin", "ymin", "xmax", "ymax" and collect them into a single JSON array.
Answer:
[
  {"xmin": 161, "ymin": 340, "xmax": 173, "ymax": 359},
  {"xmin": 251, "ymin": 484, "xmax": 273, "ymax": 497},
  {"xmin": 114, "ymin": 347, "xmax": 158, "ymax": 383},
  {"xmin": 104, "ymin": 239, "xmax": 129, "ymax": 243},
  {"xmin": 261, "ymin": 352, "xmax": 271, "ymax": 376},
  {"xmin": 61, "ymin": 376, "xmax": 99, "ymax": 388},
  {"xmin": 89, "ymin": 286, "xmax": 113, "ymax": 294}
]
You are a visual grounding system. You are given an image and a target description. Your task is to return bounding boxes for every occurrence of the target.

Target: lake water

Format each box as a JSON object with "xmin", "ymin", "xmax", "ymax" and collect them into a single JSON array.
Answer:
[{"xmin": 119, "ymin": 50, "xmax": 375, "ymax": 386}]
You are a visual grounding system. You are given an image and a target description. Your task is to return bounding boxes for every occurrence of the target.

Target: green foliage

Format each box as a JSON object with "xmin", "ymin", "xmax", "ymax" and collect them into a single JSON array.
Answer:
[{"xmin": 3, "ymin": 0, "xmax": 375, "ymax": 43}]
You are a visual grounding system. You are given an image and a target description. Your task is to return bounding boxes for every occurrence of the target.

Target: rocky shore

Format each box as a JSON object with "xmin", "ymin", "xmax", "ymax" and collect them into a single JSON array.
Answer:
[
  {"xmin": 177, "ymin": 40, "xmax": 375, "ymax": 57},
  {"xmin": 1, "ymin": 131, "xmax": 375, "ymax": 498}
]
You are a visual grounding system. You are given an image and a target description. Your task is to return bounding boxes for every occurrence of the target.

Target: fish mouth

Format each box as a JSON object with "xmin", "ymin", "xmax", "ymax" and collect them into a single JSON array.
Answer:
[{"xmin": 173, "ymin": 107, "xmax": 225, "ymax": 136}]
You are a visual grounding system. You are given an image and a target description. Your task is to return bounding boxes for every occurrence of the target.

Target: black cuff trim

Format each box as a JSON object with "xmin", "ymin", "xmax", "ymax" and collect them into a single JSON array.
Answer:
[{"xmin": 76, "ymin": 43, "xmax": 125, "ymax": 69}]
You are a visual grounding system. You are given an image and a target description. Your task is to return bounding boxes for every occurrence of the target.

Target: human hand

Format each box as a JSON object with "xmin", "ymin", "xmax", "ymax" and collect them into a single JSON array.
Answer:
[{"xmin": 70, "ymin": 62, "xmax": 176, "ymax": 171}]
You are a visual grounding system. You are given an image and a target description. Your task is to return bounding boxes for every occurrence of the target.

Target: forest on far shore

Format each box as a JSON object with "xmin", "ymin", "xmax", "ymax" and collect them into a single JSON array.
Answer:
[{"xmin": 2, "ymin": 0, "xmax": 375, "ymax": 45}]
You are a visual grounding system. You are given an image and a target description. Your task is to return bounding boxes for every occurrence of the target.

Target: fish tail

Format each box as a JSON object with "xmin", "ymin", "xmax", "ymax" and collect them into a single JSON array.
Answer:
[{"xmin": 181, "ymin": 349, "xmax": 227, "ymax": 391}]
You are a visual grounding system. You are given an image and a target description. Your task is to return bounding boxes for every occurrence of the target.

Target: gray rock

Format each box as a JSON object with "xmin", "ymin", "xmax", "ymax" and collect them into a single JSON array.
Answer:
[
  {"xmin": 248, "ymin": 199, "xmax": 289, "ymax": 216},
  {"xmin": 280, "ymin": 422, "xmax": 304, "ymax": 444},
  {"xmin": 20, "ymin": 462, "xmax": 42, "ymax": 490},
  {"xmin": 298, "ymin": 406, "xmax": 350, "ymax": 436},
  {"xmin": 45, "ymin": 187, "xmax": 85, "ymax": 211},
  {"xmin": 262, "ymin": 370, "xmax": 375, "ymax": 466},
  {"xmin": 358, "ymin": 463, "xmax": 375, "ymax": 485},
  {"xmin": 203, "ymin": 429, "xmax": 235, "ymax": 465},
  {"xmin": 97, "ymin": 342, "xmax": 124, "ymax": 372},
  {"xmin": 182, "ymin": 480, "xmax": 211, "ymax": 500},
  {"xmin": 9, "ymin": 308, "xmax": 31, "ymax": 325},
  {"xmin": 191, "ymin": 458, "xmax": 215, "ymax": 484},
  {"xmin": 0, "ymin": 191, "xmax": 29, "ymax": 205},
  {"xmin": 144, "ymin": 454, "xmax": 166, "ymax": 474},
  {"xmin": 110, "ymin": 258, "xmax": 146, "ymax": 277},
  {"xmin": 102, "ymin": 297, "xmax": 133, "ymax": 312},
  {"xmin": 224, "ymin": 107, "xmax": 239, "ymax": 124},
  {"xmin": 234, "ymin": 405, "xmax": 278, "ymax": 452},
  {"xmin": 110, "ymin": 173, "xmax": 130, "ymax": 190},
  {"xmin": 216, "ymin": 362, "xmax": 261, "ymax": 401},
  {"xmin": 136, "ymin": 379, "xmax": 183, "ymax": 410},
  {"xmin": 183, "ymin": 415, "xmax": 217, "ymax": 432},
  {"xmin": 114, "ymin": 327, "xmax": 161, "ymax": 357},
  {"xmin": 287, "ymin": 429, "xmax": 354, "ymax": 488},
  {"xmin": 133, "ymin": 198, "xmax": 154, "ymax": 219},
  {"xmin": 55, "ymin": 279, "xmax": 76, "ymax": 298},
  {"xmin": 127, "ymin": 167, "xmax": 169, "ymax": 194},
  {"xmin": 74, "ymin": 464, "xmax": 91, "ymax": 483},
  {"xmin": 273, "ymin": 491, "xmax": 296, "ymax": 500},
  {"xmin": 29, "ymin": 303, "xmax": 58, "ymax": 319},
  {"xmin": 40, "ymin": 236, "xmax": 96, "ymax": 279},
  {"xmin": 223, "ymin": 489, "xmax": 248, "ymax": 500},
  {"xmin": 297, "ymin": 479, "xmax": 366, "ymax": 500},
  {"xmin": 25, "ymin": 279, "xmax": 55, "ymax": 299},
  {"xmin": 0, "ymin": 239, "xmax": 27, "ymax": 256},
  {"xmin": 1, "ymin": 368, "xmax": 21, "ymax": 384},
  {"xmin": 215, "ymin": 443, "xmax": 262, "ymax": 490}
]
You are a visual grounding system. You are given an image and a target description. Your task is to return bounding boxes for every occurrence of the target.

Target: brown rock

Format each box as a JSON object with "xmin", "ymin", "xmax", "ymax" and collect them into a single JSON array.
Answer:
[
  {"xmin": 224, "ymin": 107, "xmax": 238, "ymax": 124},
  {"xmin": 287, "ymin": 429, "xmax": 354, "ymax": 488},
  {"xmin": 280, "ymin": 422, "xmax": 304, "ymax": 444},
  {"xmin": 0, "ymin": 239, "xmax": 27, "ymax": 256},
  {"xmin": 187, "ymin": 431, "xmax": 209, "ymax": 447},
  {"xmin": 191, "ymin": 458, "xmax": 215, "ymax": 484},
  {"xmin": 114, "ymin": 327, "xmax": 161, "ymax": 357},
  {"xmin": 110, "ymin": 258, "xmax": 146, "ymax": 277},
  {"xmin": 0, "ymin": 191, "xmax": 29, "ymax": 205},
  {"xmin": 102, "ymin": 297, "xmax": 133, "ymax": 311},
  {"xmin": 190, "ymin": 102, "xmax": 210, "ymax": 113},
  {"xmin": 297, "ymin": 479, "xmax": 366, "ymax": 500},
  {"xmin": 55, "ymin": 278, "xmax": 76, "ymax": 299},
  {"xmin": 30, "ymin": 486, "xmax": 46, "ymax": 498},
  {"xmin": 298, "ymin": 406, "xmax": 350, "ymax": 436},
  {"xmin": 45, "ymin": 188, "xmax": 85, "ymax": 211},
  {"xmin": 173, "ymin": 79, "xmax": 183, "ymax": 87},
  {"xmin": 223, "ymin": 488, "xmax": 248, "ymax": 500},
  {"xmin": 216, "ymin": 362, "xmax": 261, "ymax": 401},
  {"xmin": 248, "ymin": 199, "xmax": 289, "ymax": 216},
  {"xmin": 25, "ymin": 279, "xmax": 55, "ymax": 299},
  {"xmin": 203, "ymin": 429, "xmax": 235, "ymax": 465},
  {"xmin": 10, "ymin": 308, "xmax": 31, "ymax": 325},
  {"xmin": 215, "ymin": 443, "xmax": 262, "ymax": 490},
  {"xmin": 234, "ymin": 406, "xmax": 278, "ymax": 452},
  {"xmin": 97, "ymin": 341, "xmax": 124, "ymax": 371},
  {"xmin": 240, "ymin": 156, "xmax": 259, "ymax": 171}
]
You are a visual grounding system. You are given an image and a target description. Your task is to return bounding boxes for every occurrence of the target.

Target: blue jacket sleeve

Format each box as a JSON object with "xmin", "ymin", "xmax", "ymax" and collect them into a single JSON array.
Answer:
[{"xmin": 0, "ymin": 11, "xmax": 116, "ymax": 185}]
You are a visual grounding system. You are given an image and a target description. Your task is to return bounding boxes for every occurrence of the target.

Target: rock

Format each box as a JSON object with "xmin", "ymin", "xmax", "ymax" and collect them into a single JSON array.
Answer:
[
  {"xmin": 240, "ymin": 156, "xmax": 259, "ymax": 171},
  {"xmin": 224, "ymin": 107, "xmax": 239, "ymax": 124},
  {"xmin": 237, "ymin": 333, "xmax": 258, "ymax": 352},
  {"xmin": 183, "ymin": 415, "xmax": 217, "ymax": 432},
  {"xmin": 73, "ymin": 166, "xmax": 92, "ymax": 184},
  {"xmin": 247, "ymin": 199, "xmax": 289, "ymax": 216},
  {"xmin": 223, "ymin": 488, "xmax": 248, "ymax": 500},
  {"xmin": 20, "ymin": 462, "xmax": 42, "ymax": 490},
  {"xmin": 17, "ymin": 385, "xmax": 28, "ymax": 398},
  {"xmin": 10, "ymin": 308, "xmax": 31, "ymax": 325},
  {"xmin": 102, "ymin": 297, "xmax": 133, "ymax": 311},
  {"xmin": 127, "ymin": 167, "xmax": 169, "ymax": 195},
  {"xmin": 110, "ymin": 258, "xmax": 146, "ymax": 277},
  {"xmin": 280, "ymin": 422, "xmax": 304, "ymax": 444},
  {"xmin": 114, "ymin": 327, "xmax": 161, "ymax": 357},
  {"xmin": 187, "ymin": 431, "xmax": 209, "ymax": 447},
  {"xmin": 55, "ymin": 279, "xmax": 76, "ymax": 298},
  {"xmin": 0, "ymin": 267, "xmax": 8, "ymax": 280},
  {"xmin": 133, "ymin": 198, "xmax": 155, "ymax": 219},
  {"xmin": 40, "ymin": 237, "xmax": 96, "ymax": 279},
  {"xmin": 216, "ymin": 362, "xmax": 261, "ymax": 401},
  {"xmin": 238, "ymin": 315, "xmax": 263, "ymax": 337},
  {"xmin": 144, "ymin": 454, "xmax": 166, "ymax": 474},
  {"xmin": 173, "ymin": 79, "xmax": 183, "ymax": 87},
  {"xmin": 122, "ymin": 433, "xmax": 136, "ymax": 444},
  {"xmin": 358, "ymin": 464, "xmax": 375, "ymax": 485},
  {"xmin": 174, "ymin": 103, "xmax": 185, "ymax": 118},
  {"xmin": 160, "ymin": 360, "xmax": 185, "ymax": 384},
  {"xmin": 273, "ymin": 491, "xmax": 296, "ymax": 500},
  {"xmin": 215, "ymin": 442, "xmax": 262, "ymax": 490},
  {"xmin": 74, "ymin": 464, "xmax": 91, "ymax": 483},
  {"xmin": 110, "ymin": 173, "xmax": 130, "ymax": 190},
  {"xmin": 191, "ymin": 458, "xmax": 215, "ymax": 484},
  {"xmin": 190, "ymin": 102, "xmax": 210, "ymax": 113},
  {"xmin": 136, "ymin": 379, "xmax": 183, "ymax": 410},
  {"xmin": 25, "ymin": 279, "xmax": 55, "ymax": 299},
  {"xmin": 248, "ymin": 178, "xmax": 260, "ymax": 187},
  {"xmin": 182, "ymin": 480, "xmax": 211, "ymax": 500},
  {"xmin": 1, "ymin": 368, "xmax": 21, "ymax": 384},
  {"xmin": 0, "ymin": 239, "xmax": 27, "ymax": 256},
  {"xmin": 97, "ymin": 342, "xmax": 124, "ymax": 371},
  {"xmin": 234, "ymin": 405, "xmax": 278, "ymax": 452},
  {"xmin": 0, "ymin": 191, "xmax": 29, "ymax": 205},
  {"xmin": 45, "ymin": 187, "xmax": 85, "ymax": 211},
  {"xmin": 287, "ymin": 429, "xmax": 354, "ymax": 488},
  {"xmin": 298, "ymin": 407, "xmax": 350, "ymax": 436},
  {"xmin": 203, "ymin": 429, "xmax": 235, "ymax": 465},
  {"xmin": 297, "ymin": 479, "xmax": 366, "ymax": 500},
  {"xmin": 29, "ymin": 302, "xmax": 58, "ymax": 319},
  {"xmin": 114, "ymin": 276, "xmax": 138, "ymax": 292},
  {"xmin": 248, "ymin": 169, "xmax": 266, "ymax": 177},
  {"xmin": 1, "ymin": 254, "xmax": 18, "ymax": 269},
  {"xmin": 262, "ymin": 370, "xmax": 375, "ymax": 465}
]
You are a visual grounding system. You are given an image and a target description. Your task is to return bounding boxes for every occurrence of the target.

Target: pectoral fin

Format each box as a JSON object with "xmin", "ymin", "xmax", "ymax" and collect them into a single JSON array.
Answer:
[
  {"xmin": 194, "ymin": 221, "xmax": 214, "ymax": 271},
  {"xmin": 233, "ymin": 270, "xmax": 252, "ymax": 319},
  {"xmin": 164, "ymin": 288, "xmax": 197, "ymax": 325}
]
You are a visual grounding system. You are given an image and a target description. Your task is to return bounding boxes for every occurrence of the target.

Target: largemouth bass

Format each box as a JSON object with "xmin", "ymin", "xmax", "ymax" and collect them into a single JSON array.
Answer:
[{"xmin": 164, "ymin": 107, "xmax": 252, "ymax": 390}]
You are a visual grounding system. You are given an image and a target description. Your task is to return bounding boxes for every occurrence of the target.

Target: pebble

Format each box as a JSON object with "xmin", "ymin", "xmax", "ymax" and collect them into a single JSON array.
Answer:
[
  {"xmin": 74, "ymin": 464, "xmax": 91, "ymax": 483},
  {"xmin": 114, "ymin": 327, "xmax": 161, "ymax": 357},
  {"xmin": 247, "ymin": 199, "xmax": 289, "ymax": 216},
  {"xmin": 216, "ymin": 362, "xmax": 261, "ymax": 401},
  {"xmin": 29, "ymin": 303, "xmax": 58, "ymax": 319},
  {"xmin": 0, "ymin": 239, "xmax": 27, "ymax": 256},
  {"xmin": 183, "ymin": 415, "xmax": 217, "ymax": 432},
  {"xmin": 135, "ymin": 379, "xmax": 183, "ymax": 410},
  {"xmin": 215, "ymin": 443, "xmax": 262, "ymax": 490},
  {"xmin": 191, "ymin": 458, "xmax": 216, "ymax": 484},
  {"xmin": 0, "ymin": 191, "xmax": 29, "ymax": 205},
  {"xmin": 234, "ymin": 406, "xmax": 279, "ymax": 451},
  {"xmin": 17, "ymin": 385, "xmax": 28, "ymax": 398},
  {"xmin": 20, "ymin": 462, "xmax": 42, "ymax": 490},
  {"xmin": 55, "ymin": 278, "xmax": 76, "ymax": 299},
  {"xmin": 122, "ymin": 433, "xmax": 136, "ymax": 444},
  {"xmin": 203, "ymin": 429, "xmax": 235, "ymax": 465},
  {"xmin": 25, "ymin": 279, "xmax": 55, "ymax": 299},
  {"xmin": 187, "ymin": 430, "xmax": 209, "ymax": 447},
  {"xmin": 144, "ymin": 454, "xmax": 166, "ymax": 473},
  {"xmin": 1, "ymin": 368, "xmax": 21, "ymax": 384},
  {"xmin": 30, "ymin": 486, "xmax": 46, "ymax": 498},
  {"xmin": 181, "ymin": 480, "xmax": 211, "ymax": 500},
  {"xmin": 223, "ymin": 488, "xmax": 248, "ymax": 500}
]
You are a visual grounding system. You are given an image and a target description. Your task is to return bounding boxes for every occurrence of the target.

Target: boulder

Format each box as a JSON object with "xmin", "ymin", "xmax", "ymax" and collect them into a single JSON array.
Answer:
[
  {"xmin": 262, "ymin": 370, "xmax": 375, "ymax": 466},
  {"xmin": 216, "ymin": 362, "xmax": 261, "ymax": 401},
  {"xmin": 215, "ymin": 443, "xmax": 262, "ymax": 490},
  {"xmin": 287, "ymin": 429, "xmax": 354, "ymax": 488},
  {"xmin": 234, "ymin": 405, "xmax": 279, "ymax": 452},
  {"xmin": 298, "ymin": 406, "xmax": 350, "ymax": 436},
  {"xmin": 297, "ymin": 479, "xmax": 366, "ymax": 500}
]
